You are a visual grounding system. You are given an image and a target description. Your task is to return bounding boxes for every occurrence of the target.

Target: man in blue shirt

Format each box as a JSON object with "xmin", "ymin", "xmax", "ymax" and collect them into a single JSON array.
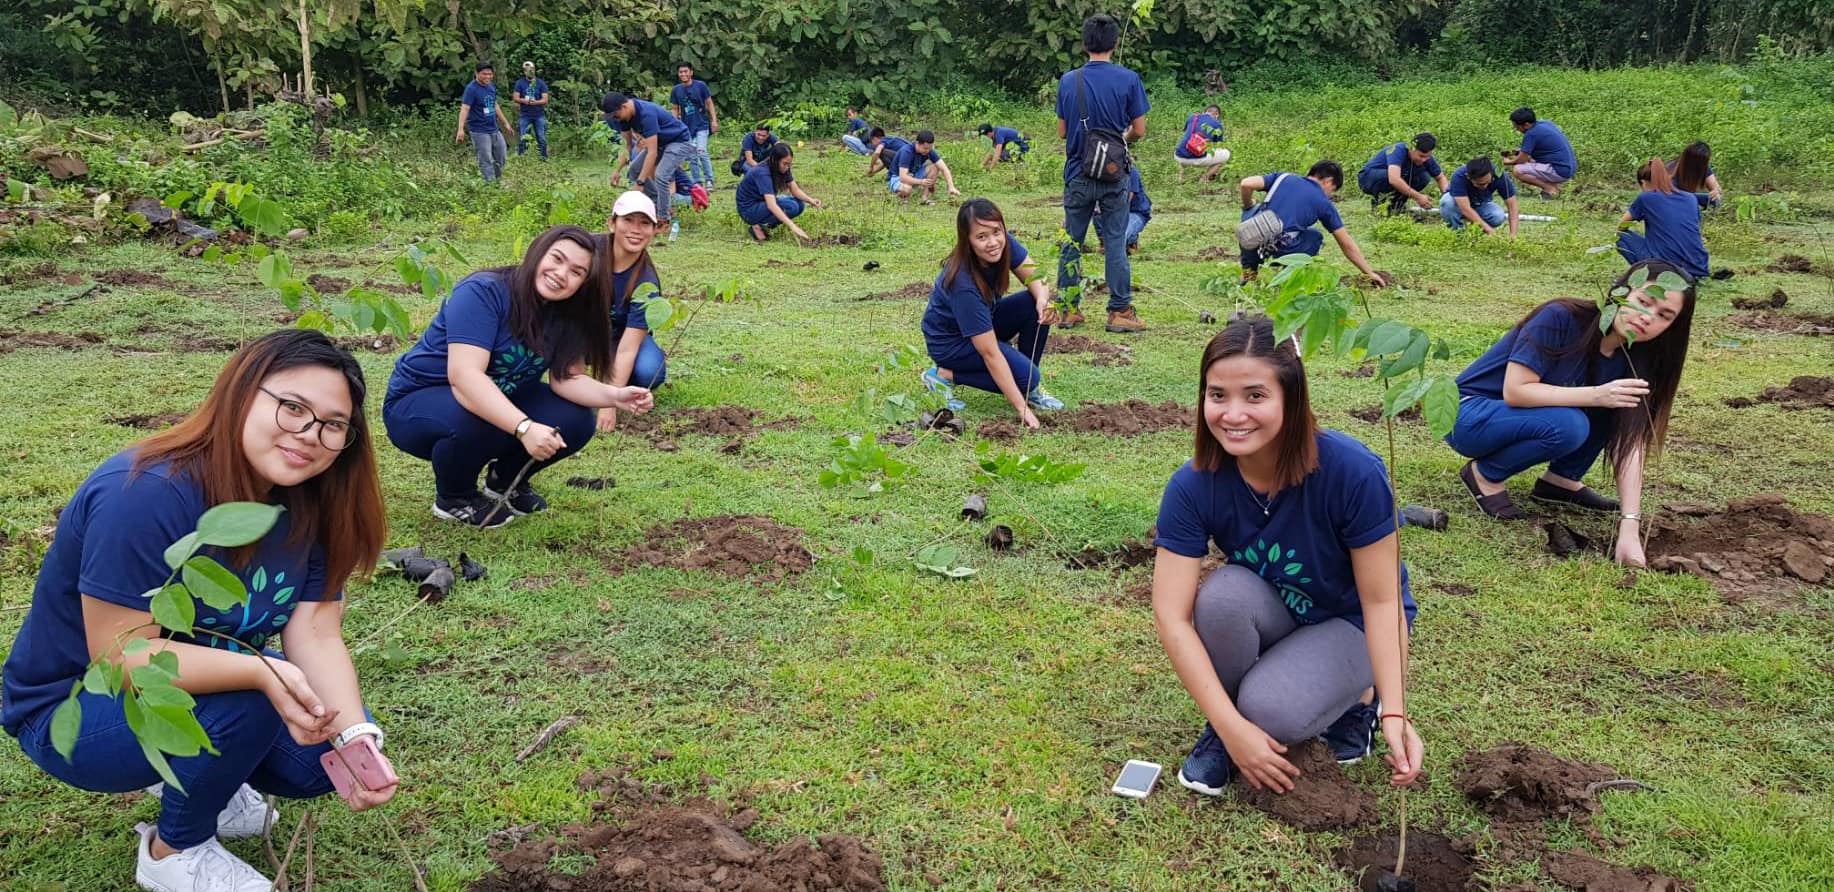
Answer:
[
  {"xmin": 1503, "ymin": 107, "xmax": 1577, "ymax": 199},
  {"xmin": 1054, "ymin": 13, "xmax": 1150, "ymax": 333},
  {"xmin": 842, "ymin": 108, "xmax": 872, "ymax": 155},
  {"xmin": 1236, "ymin": 161, "xmax": 1386, "ymax": 287},
  {"xmin": 1174, "ymin": 104, "xmax": 1230, "ymax": 184},
  {"xmin": 978, "ymin": 123, "xmax": 1030, "ymax": 170},
  {"xmin": 732, "ymin": 124, "xmax": 776, "ymax": 177},
  {"xmin": 889, "ymin": 130, "xmax": 960, "ymax": 203},
  {"xmin": 512, "ymin": 61, "xmax": 550, "ymax": 160},
  {"xmin": 602, "ymin": 91, "xmax": 696, "ymax": 228},
  {"xmin": 1357, "ymin": 133, "xmax": 1448, "ymax": 214},
  {"xmin": 669, "ymin": 63, "xmax": 719, "ymax": 187},
  {"xmin": 1440, "ymin": 155, "xmax": 1519, "ymax": 236},
  {"xmin": 455, "ymin": 62, "xmax": 513, "ymax": 182},
  {"xmin": 863, "ymin": 128, "xmax": 906, "ymax": 178}
]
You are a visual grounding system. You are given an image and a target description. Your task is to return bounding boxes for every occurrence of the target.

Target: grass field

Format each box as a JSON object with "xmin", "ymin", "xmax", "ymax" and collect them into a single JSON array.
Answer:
[{"xmin": 3, "ymin": 65, "xmax": 1834, "ymax": 891}]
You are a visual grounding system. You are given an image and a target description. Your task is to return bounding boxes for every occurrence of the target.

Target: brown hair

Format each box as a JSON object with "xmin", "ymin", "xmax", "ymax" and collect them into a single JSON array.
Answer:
[
  {"xmin": 1636, "ymin": 156, "xmax": 1676, "ymax": 193},
  {"xmin": 941, "ymin": 199, "xmax": 1012, "ymax": 307},
  {"xmin": 1192, "ymin": 316, "xmax": 1319, "ymax": 490},
  {"xmin": 133, "ymin": 329, "xmax": 386, "ymax": 594},
  {"xmin": 492, "ymin": 224, "xmax": 612, "ymax": 381},
  {"xmin": 1672, "ymin": 142, "xmax": 1711, "ymax": 193},
  {"xmin": 597, "ymin": 230, "xmax": 657, "ymax": 318}
]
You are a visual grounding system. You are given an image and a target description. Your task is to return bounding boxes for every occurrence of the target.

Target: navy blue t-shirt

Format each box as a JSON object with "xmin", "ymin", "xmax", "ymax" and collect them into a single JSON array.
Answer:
[
  {"xmin": 613, "ymin": 99, "xmax": 690, "ymax": 147},
  {"xmin": 1447, "ymin": 164, "xmax": 1517, "ymax": 206},
  {"xmin": 989, "ymin": 126, "xmax": 1022, "ymax": 146},
  {"xmin": 387, "ymin": 271, "xmax": 548, "ymax": 400},
  {"xmin": 1154, "ymin": 431, "xmax": 1416, "ymax": 629},
  {"xmin": 736, "ymin": 162, "xmax": 788, "ymax": 221},
  {"xmin": 513, "ymin": 77, "xmax": 548, "ymax": 118},
  {"xmin": 1628, "ymin": 189, "xmax": 1710, "ymax": 281},
  {"xmin": 1176, "ymin": 113, "xmax": 1224, "ymax": 158},
  {"xmin": 741, "ymin": 131, "xmax": 777, "ymax": 163},
  {"xmin": 1054, "ymin": 61, "xmax": 1150, "ymax": 184},
  {"xmin": 1519, "ymin": 120, "xmax": 1576, "ymax": 179},
  {"xmin": 920, "ymin": 234, "xmax": 1031, "ymax": 353},
  {"xmin": 1128, "ymin": 167, "xmax": 1151, "ymax": 220},
  {"xmin": 1360, "ymin": 142, "xmax": 1443, "ymax": 183},
  {"xmin": 610, "ymin": 261, "xmax": 662, "ymax": 333},
  {"xmin": 2, "ymin": 452, "xmax": 335, "ymax": 733},
  {"xmin": 875, "ymin": 136, "xmax": 910, "ymax": 164},
  {"xmin": 847, "ymin": 117, "xmax": 870, "ymax": 135},
  {"xmin": 1456, "ymin": 301, "xmax": 1630, "ymax": 399},
  {"xmin": 1261, "ymin": 172, "xmax": 1344, "ymax": 235},
  {"xmin": 462, "ymin": 80, "xmax": 499, "ymax": 132},
  {"xmin": 894, "ymin": 143, "xmax": 941, "ymax": 178},
  {"xmin": 670, "ymin": 80, "xmax": 713, "ymax": 131}
]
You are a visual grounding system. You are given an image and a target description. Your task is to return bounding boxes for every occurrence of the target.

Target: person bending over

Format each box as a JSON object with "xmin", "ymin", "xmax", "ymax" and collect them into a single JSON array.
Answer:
[
  {"xmin": 1357, "ymin": 132, "xmax": 1448, "ymax": 215},
  {"xmin": 1237, "ymin": 162, "xmax": 1386, "ymax": 286},
  {"xmin": 4, "ymin": 329, "xmax": 393, "ymax": 891},
  {"xmin": 1440, "ymin": 155, "xmax": 1519, "ymax": 236},
  {"xmin": 598, "ymin": 192, "xmax": 673, "ymax": 432},
  {"xmin": 1175, "ymin": 104, "xmax": 1231, "ymax": 184},
  {"xmin": 601, "ymin": 91, "xmax": 695, "ymax": 232},
  {"xmin": 1502, "ymin": 107, "xmax": 1576, "ymax": 199},
  {"xmin": 1617, "ymin": 157, "xmax": 1710, "ymax": 282},
  {"xmin": 978, "ymin": 123, "xmax": 1031, "ymax": 169},
  {"xmin": 1446, "ymin": 261, "xmax": 1697, "ymax": 568},
  {"xmin": 739, "ymin": 142, "xmax": 824, "ymax": 243},
  {"xmin": 1152, "ymin": 316, "xmax": 1422, "ymax": 798},
  {"xmin": 864, "ymin": 128, "xmax": 907, "ymax": 179},
  {"xmin": 384, "ymin": 224, "xmax": 653, "ymax": 528},
  {"xmin": 919, "ymin": 198, "xmax": 1065, "ymax": 427},
  {"xmin": 890, "ymin": 130, "xmax": 960, "ymax": 203}
]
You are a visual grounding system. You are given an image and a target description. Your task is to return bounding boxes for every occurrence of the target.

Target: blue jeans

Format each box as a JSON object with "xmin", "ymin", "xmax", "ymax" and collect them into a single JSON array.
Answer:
[
  {"xmin": 926, "ymin": 291, "xmax": 1050, "ymax": 395},
  {"xmin": 740, "ymin": 196, "xmax": 803, "ymax": 227},
  {"xmin": 1616, "ymin": 230, "xmax": 1655, "ymax": 267},
  {"xmin": 623, "ymin": 330, "xmax": 668, "ymax": 389},
  {"xmin": 1059, "ymin": 175, "xmax": 1132, "ymax": 312},
  {"xmin": 470, "ymin": 130, "xmax": 507, "ymax": 182},
  {"xmin": 687, "ymin": 129, "xmax": 713, "ymax": 185},
  {"xmin": 12, "ymin": 684, "xmax": 349, "ymax": 850},
  {"xmin": 1125, "ymin": 212, "xmax": 1147, "ymax": 248},
  {"xmin": 517, "ymin": 116, "xmax": 548, "ymax": 158},
  {"xmin": 629, "ymin": 140, "xmax": 697, "ymax": 224},
  {"xmin": 383, "ymin": 382, "xmax": 595, "ymax": 500},
  {"xmin": 1445, "ymin": 396, "xmax": 1610, "ymax": 483},
  {"xmin": 1440, "ymin": 193, "xmax": 1507, "ymax": 230},
  {"xmin": 1240, "ymin": 223, "xmax": 1324, "ymax": 271},
  {"xmin": 841, "ymin": 134, "xmax": 869, "ymax": 155}
]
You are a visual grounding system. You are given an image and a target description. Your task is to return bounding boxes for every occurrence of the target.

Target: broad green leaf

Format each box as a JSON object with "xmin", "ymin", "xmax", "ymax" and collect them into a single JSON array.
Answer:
[
  {"xmin": 122, "ymin": 638, "xmax": 152, "ymax": 655},
  {"xmin": 1422, "ymin": 375, "xmax": 1461, "ymax": 439},
  {"xmin": 162, "ymin": 190, "xmax": 194, "ymax": 210},
  {"xmin": 201, "ymin": 245, "xmax": 222, "ymax": 263},
  {"xmin": 136, "ymin": 682, "xmax": 196, "ymax": 711},
  {"xmin": 182, "ymin": 556, "xmax": 247, "ymax": 610},
  {"xmin": 163, "ymin": 531, "xmax": 200, "ymax": 570},
  {"xmin": 279, "ymin": 281, "xmax": 304, "ymax": 311},
  {"xmin": 149, "ymin": 650, "xmax": 179, "ymax": 677},
  {"xmin": 256, "ymin": 253, "xmax": 283, "ymax": 289},
  {"xmin": 82, "ymin": 662, "xmax": 113, "ymax": 696},
  {"xmin": 1432, "ymin": 338, "xmax": 1451, "ymax": 360},
  {"xmin": 1363, "ymin": 320, "xmax": 1413, "ymax": 356},
  {"xmin": 195, "ymin": 502, "xmax": 283, "ymax": 547},
  {"xmin": 852, "ymin": 546, "xmax": 873, "ymax": 565},
  {"xmin": 132, "ymin": 662, "xmax": 176, "ymax": 689},
  {"xmin": 139, "ymin": 736, "xmax": 184, "ymax": 792},
  {"xmin": 1597, "ymin": 304, "xmax": 1619, "ymax": 334},
  {"xmin": 1383, "ymin": 377, "xmax": 1433, "ymax": 418},
  {"xmin": 1379, "ymin": 331, "xmax": 1430, "ymax": 379},
  {"xmin": 149, "ymin": 583, "xmax": 195, "ymax": 634},
  {"xmin": 51, "ymin": 686, "xmax": 82, "ymax": 760},
  {"xmin": 1654, "ymin": 271, "xmax": 1689, "ymax": 293},
  {"xmin": 6, "ymin": 179, "xmax": 26, "ymax": 202},
  {"xmin": 645, "ymin": 296, "xmax": 676, "ymax": 332},
  {"xmin": 377, "ymin": 294, "xmax": 413, "ymax": 338},
  {"xmin": 296, "ymin": 309, "xmax": 334, "ymax": 332},
  {"xmin": 246, "ymin": 243, "xmax": 270, "ymax": 260},
  {"xmin": 395, "ymin": 255, "xmax": 422, "ymax": 286},
  {"xmin": 148, "ymin": 702, "xmax": 215, "ymax": 754}
]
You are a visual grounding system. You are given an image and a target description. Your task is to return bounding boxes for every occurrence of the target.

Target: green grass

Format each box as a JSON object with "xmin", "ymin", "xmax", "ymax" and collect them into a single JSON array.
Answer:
[{"xmin": 3, "ymin": 65, "xmax": 1834, "ymax": 891}]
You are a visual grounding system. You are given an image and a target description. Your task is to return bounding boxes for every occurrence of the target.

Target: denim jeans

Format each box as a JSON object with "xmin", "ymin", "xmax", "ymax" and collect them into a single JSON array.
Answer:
[
  {"xmin": 687, "ymin": 129, "xmax": 713, "ymax": 185},
  {"xmin": 12, "ymin": 683, "xmax": 348, "ymax": 850},
  {"xmin": 622, "ymin": 331, "xmax": 669, "ymax": 389},
  {"xmin": 628, "ymin": 140, "xmax": 698, "ymax": 224},
  {"xmin": 1059, "ymin": 175, "xmax": 1132, "ymax": 312},
  {"xmin": 1125, "ymin": 212, "xmax": 1147, "ymax": 248},
  {"xmin": 841, "ymin": 134, "xmax": 869, "ymax": 155},
  {"xmin": 1444, "ymin": 395, "xmax": 1610, "ymax": 483},
  {"xmin": 1439, "ymin": 193, "xmax": 1507, "ymax": 230},
  {"xmin": 383, "ymin": 382, "xmax": 596, "ymax": 500},
  {"xmin": 1240, "ymin": 225, "xmax": 1325, "ymax": 271},
  {"xmin": 926, "ymin": 291, "xmax": 1051, "ymax": 395},
  {"xmin": 740, "ymin": 196, "xmax": 803, "ymax": 227},
  {"xmin": 1358, "ymin": 165, "xmax": 1431, "ymax": 211},
  {"xmin": 517, "ymin": 116, "xmax": 548, "ymax": 158},
  {"xmin": 470, "ymin": 130, "xmax": 508, "ymax": 182}
]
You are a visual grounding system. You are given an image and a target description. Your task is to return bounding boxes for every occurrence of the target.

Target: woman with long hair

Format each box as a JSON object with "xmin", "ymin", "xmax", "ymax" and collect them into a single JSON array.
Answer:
[
  {"xmin": 1670, "ymin": 141, "xmax": 1722, "ymax": 208},
  {"xmin": 598, "ymin": 192, "xmax": 670, "ymax": 432},
  {"xmin": 919, "ymin": 199, "xmax": 1064, "ymax": 428},
  {"xmin": 1152, "ymin": 316, "xmax": 1422, "ymax": 797},
  {"xmin": 4, "ymin": 330, "xmax": 394, "ymax": 891},
  {"xmin": 736, "ymin": 142, "xmax": 823, "ymax": 243},
  {"xmin": 1617, "ymin": 158, "xmax": 1710, "ymax": 281},
  {"xmin": 384, "ymin": 224, "xmax": 653, "ymax": 527},
  {"xmin": 1447, "ymin": 260, "xmax": 1698, "ymax": 566}
]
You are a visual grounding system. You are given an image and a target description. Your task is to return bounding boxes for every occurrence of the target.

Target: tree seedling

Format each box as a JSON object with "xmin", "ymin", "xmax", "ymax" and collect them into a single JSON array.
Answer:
[
  {"xmin": 819, "ymin": 433, "xmax": 912, "ymax": 496},
  {"xmin": 975, "ymin": 441, "xmax": 1086, "ymax": 484}
]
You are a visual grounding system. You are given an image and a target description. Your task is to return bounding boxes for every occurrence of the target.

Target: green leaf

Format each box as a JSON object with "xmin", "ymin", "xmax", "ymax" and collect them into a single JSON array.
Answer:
[
  {"xmin": 182, "ymin": 556, "xmax": 247, "ymax": 610},
  {"xmin": 1283, "ymin": 562, "xmax": 1303, "ymax": 575},
  {"xmin": 147, "ymin": 702, "xmax": 215, "ymax": 754},
  {"xmin": 82, "ymin": 662, "xmax": 113, "ymax": 696},
  {"xmin": 51, "ymin": 685, "xmax": 82, "ymax": 760},
  {"xmin": 395, "ymin": 255, "xmax": 422, "ymax": 286},
  {"xmin": 162, "ymin": 531, "xmax": 200, "ymax": 570},
  {"xmin": 645, "ymin": 296, "xmax": 676, "ymax": 332},
  {"xmin": 1383, "ymin": 377, "xmax": 1433, "ymax": 418},
  {"xmin": 1422, "ymin": 375, "xmax": 1460, "ymax": 439},
  {"xmin": 139, "ymin": 735, "xmax": 184, "ymax": 792},
  {"xmin": 122, "ymin": 638, "xmax": 152, "ymax": 655},
  {"xmin": 135, "ymin": 682, "xmax": 196, "ymax": 711},
  {"xmin": 1379, "ymin": 331, "xmax": 1430, "ymax": 379},
  {"xmin": 195, "ymin": 502, "xmax": 283, "ymax": 547},
  {"xmin": 296, "ymin": 309, "xmax": 334, "ymax": 332},
  {"xmin": 256, "ymin": 253, "xmax": 283, "ymax": 289},
  {"xmin": 852, "ymin": 546, "xmax": 873, "ymax": 565},
  {"xmin": 162, "ymin": 190, "xmax": 194, "ymax": 210},
  {"xmin": 201, "ymin": 245, "xmax": 222, "ymax": 263},
  {"xmin": 1597, "ymin": 303, "xmax": 1619, "ymax": 334},
  {"xmin": 149, "ymin": 650, "xmax": 179, "ymax": 678},
  {"xmin": 148, "ymin": 583, "xmax": 195, "ymax": 634},
  {"xmin": 1654, "ymin": 271, "xmax": 1689, "ymax": 293},
  {"xmin": 1432, "ymin": 338, "xmax": 1451, "ymax": 361},
  {"xmin": 1362, "ymin": 320, "xmax": 1413, "ymax": 356},
  {"xmin": 237, "ymin": 195, "xmax": 291, "ymax": 237}
]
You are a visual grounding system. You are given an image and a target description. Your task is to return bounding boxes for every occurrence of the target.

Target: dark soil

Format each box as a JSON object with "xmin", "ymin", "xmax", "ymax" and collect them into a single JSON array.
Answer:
[
  {"xmin": 472, "ymin": 768, "xmax": 885, "ymax": 892},
  {"xmin": 107, "ymin": 411, "xmax": 189, "ymax": 430},
  {"xmin": 368, "ymin": 280, "xmax": 422, "ymax": 295},
  {"xmin": 0, "ymin": 261, "xmax": 72, "ymax": 285},
  {"xmin": 620, "ymin": 515, "xmax": 813, "ymax": 583},
  {"xmin": 170, "ymin": 332, "xmax": 242, "ymax": 352},
  {"xmin": 1768, "ymin": 254, "xmax": 1814, "ymax": 273},
  {"xmin": 1726, "ymin": 375, "xmax": 1834, "ymax": 409},
  {"xmin": 95, "ymin": 268, "xmax": 173, "ymax": 288},
  {"xmin": 1542, "ymin": 850, "xmax": 1691, "ymax": 891},
  {"xmin": 306, "ymin": 273, "xmax": 350, "ymax": 294},
  {"xmin": 1336, "ymin": 832, "xmax": 1475, "ymax": 892},
  {"xmin": 1728, "ymin": 311, "xmax": 1834, "ymax": 336},
  {"xmin": 0, "ymin": 330, "xmax": 105, "ymax": 353},
  {"xmin": 809, "ymin": 233, "xmax": 861, "ymax": 247},
  {"xmin": 1065, "ymin": 538, "xmax": 1155, "ymax": 571},
  {"xmin": 1233, "ymin": 739, "xmax": 1379, "ymax": 832},
  {"xmin": 858, "ymin": 281, "xmax": 929, "ymax": 301},
  {"xmin": 1730, "ymin": 289, "xmax": 1788, "ymax": 310},
  {"xmin": 1454, "ymin": 744, "xmax": 1620, "ymax": 823},
  {"xmin": 1645, "ymin": 493, "xmax": 1834, "ymax": 602},
  {"xmin": 1197, "ymin": 245, "xmax": 1233, "ymax": 261},
  {"xmin": 619, "ymin": 406, "xmax": 796, "ymax": 446},
  {"xmin": 1045, "ymin": 335, "xmax": 1131, "ymax": 358},
  {"xmin": 1350, "ymin": 404, "xmax": 1423, "ymax": 425},
  {"xmin": 334, "ymin": 333, "xmax": 402, "ymax": 353},
  {"xmin": 878, "ymin": 429, "xmax": 916, "ymax": 447},
  {"xmin": 979, "ymin": 399, "xmax": 1189, "ymax": 442},
  {"xmin": 1342, "ymin": 364, "xmax": 1377, "ymax": 378}
]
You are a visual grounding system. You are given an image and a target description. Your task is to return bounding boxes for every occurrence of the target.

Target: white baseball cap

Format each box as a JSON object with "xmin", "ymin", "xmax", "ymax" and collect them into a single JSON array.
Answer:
[
  {"xmin": 611, "ymin": 190, "xmax": 659, "ymax": 222},
  {"xmin": 522, "ymin": 60, "xmax": 535, "ymax": 70}
]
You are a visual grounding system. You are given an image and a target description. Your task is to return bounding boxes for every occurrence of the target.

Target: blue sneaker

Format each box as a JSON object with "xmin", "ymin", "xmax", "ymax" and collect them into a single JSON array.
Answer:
[
  {"xmin": 921, "ymin": 366, "xmax": 965, "ymax": 411},
  {"xmin": 1176, "ymin": 723, "xmax": 1235, "ymax": 796},
  {"xmin": 1026, "ymin": 388, "xmax": 1064, "ymax": 411},
  {"xmin": 1321, "ymin": 697, "xmax": 1379, "ymax": 764}
]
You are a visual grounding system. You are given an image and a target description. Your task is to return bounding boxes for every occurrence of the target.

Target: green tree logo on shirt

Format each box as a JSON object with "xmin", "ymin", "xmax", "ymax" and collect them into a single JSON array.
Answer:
[
  {"xmin": 1233, "ymin": 539, "xmax": 1315, "ymax": 616},
  {"xmin": 196, "ymin": 564, "xmax": 297, "ymax": 654},
  {"xmin": 488, "ymin": 344, "xmax": 546, "ymax": 393}
]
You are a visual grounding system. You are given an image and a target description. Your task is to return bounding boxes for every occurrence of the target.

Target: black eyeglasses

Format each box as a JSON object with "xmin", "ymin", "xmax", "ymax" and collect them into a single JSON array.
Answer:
[{"xmin": 260, "ymin": 387, "xmax": 354, "ymax": 451}]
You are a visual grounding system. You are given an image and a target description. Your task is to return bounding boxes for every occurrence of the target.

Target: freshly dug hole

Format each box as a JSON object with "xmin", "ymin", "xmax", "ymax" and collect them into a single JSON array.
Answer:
[
  {"xmin": 979, "ymin": 399, "xmax": 1189, "ymax": 442},
  {"xmin": 1335, "ymin": 832, "xmax": 1475, "ymax": 892},
  {"xmin": 1725, "ymin": 375, "xmax": 1834, "ymax": 409},
  {"xmin": 1644, "ymin": 493, "xmax": 1834, "ymax": 601}
]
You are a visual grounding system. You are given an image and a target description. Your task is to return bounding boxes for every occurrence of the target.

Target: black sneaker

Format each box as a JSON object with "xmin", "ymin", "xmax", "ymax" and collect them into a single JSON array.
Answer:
[
  {"xmin": 1175, "ymin": 722, "xmax": 1235, "ymax": 796},
  {"xmin": 1321, "ymin": 697, "xmax": 1379, "ymax": 764},
  {"xmin": 484, "ymin": 463, "xmax": 548, "ymax": 515},
  {"xmin": 432, "ymin": 494, "xmax": 514, "ymax": 529}
]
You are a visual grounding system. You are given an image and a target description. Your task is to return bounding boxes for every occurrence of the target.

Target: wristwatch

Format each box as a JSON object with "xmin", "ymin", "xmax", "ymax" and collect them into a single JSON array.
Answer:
[
  {"xmin": 513, "ymin": 417, "xmax": 533, "ymax": 439},
  {"xmin": 334, "ymin": 721, "xmax": 384, "ymax": 751}
]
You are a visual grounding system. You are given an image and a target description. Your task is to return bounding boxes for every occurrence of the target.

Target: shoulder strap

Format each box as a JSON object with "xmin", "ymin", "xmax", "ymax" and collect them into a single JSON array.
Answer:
[
  {"xmin": 1265, "ymin": 173, "xmax": 1288, "ymax": 202},
  {"xmin": 1076, "ymin": 67, "xmax": 1089, "ymax": 126}
]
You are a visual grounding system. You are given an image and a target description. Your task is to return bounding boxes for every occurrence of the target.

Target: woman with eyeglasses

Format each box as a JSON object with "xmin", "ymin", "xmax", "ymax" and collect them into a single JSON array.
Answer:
[
  {"xmin": 383, "ymin": 224, "xmax": 654, "ymax": 527},
  {"xmin": 3, "ymin": 330, "xmax": 394, "ymax": 891}
]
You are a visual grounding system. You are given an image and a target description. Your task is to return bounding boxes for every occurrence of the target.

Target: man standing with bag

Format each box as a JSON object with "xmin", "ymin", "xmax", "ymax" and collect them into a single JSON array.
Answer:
[{"xmin": 1055, "ymin": 13, "xmax": 1149, "ymax": 333}]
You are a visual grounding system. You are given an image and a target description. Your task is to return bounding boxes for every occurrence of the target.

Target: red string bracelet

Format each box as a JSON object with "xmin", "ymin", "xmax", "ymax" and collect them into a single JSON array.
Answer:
[{"xmin": 1379, "ymin": 712, "xmax": 1413, "ymax": 724}]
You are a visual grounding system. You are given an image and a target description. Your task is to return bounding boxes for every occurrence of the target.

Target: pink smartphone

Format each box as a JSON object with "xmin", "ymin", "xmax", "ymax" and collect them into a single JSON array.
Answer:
[{"xmin": 320, "ymin": 736, "xmax": 399, "ymax": 805}]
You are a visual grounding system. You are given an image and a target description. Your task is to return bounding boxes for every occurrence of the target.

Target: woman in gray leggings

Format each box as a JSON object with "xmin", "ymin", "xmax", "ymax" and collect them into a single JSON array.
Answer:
[{"xmin": 1151, "ymin": 316, "xmax": 1424, "ymax": 795}]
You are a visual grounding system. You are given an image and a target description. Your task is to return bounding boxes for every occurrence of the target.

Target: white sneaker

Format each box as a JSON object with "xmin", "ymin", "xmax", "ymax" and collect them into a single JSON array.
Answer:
[
  {"xmin": 134, "ymin": 822, "xmax": 274, "ymax": 892},
  {"xmin": 142, "ymin": 784, "xmax": 277, "ymax": 840}
]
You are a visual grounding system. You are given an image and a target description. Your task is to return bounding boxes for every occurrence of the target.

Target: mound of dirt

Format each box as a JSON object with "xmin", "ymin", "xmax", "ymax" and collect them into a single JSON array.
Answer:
[
  {"xmin": 306, "ymin": 273, "xmax": 350, "ymax": 294},
  {"xmin": 619, "ymin": 406, "xmax": 797, "ymax": 446},
  {"xmin": 858, "ymin": 281, "xmax": 929, "ymax": 301},
  {"xmin": 1065, "ymin": 538, "xmax": 1155, "ymax": 571},
  {"xmin": 1768, "ymin": 254, "xmax": 1814, "ymax": 274},
  {"xmin": 96, "ymin": 268, "xmax": 172, "ymax": 288},
  {"xmin": 1726, "ymin": 375, "xmax": 1834, "ymax": 410},
  {"xmin": 1645, "ymin": 493, "xmax": 1834, "ymax": 599},
  {"xmin": 1234, "ymin": 739, "xmax": 1379, "ymax": 831},
  {"xmin": 1455, "ymin": 744, "xmax": 1620, "ymax": 823},
  {"xmin": 979, "ymin": 399, "xmax": 1189, "ymax": 442},
  {"xmin": 1045, "ymin": 335, "xmax": 1129, "ymax": 356},
  {"xmin": 1728, "ymin": 311, "xmax": 1834, "ymax": 336},
  {"xmin": 107, "ymin": 411, "xmax": 189, "ymax": 430},
  {"xmin": 1336, "ymin": 832, "xmax": 1475, "ymax": 892},
  {"xmin": 472, "ymin": 768, "xmax": 885, "ymax": 892},
  {"xmin": 620, "ymin": 515, "xmax": 813, "ymax": 583},
  {"xmin": 1731, "ymin": 289, "xmax": 1788, "ymax": 310},
  {"xmin": 1542, "ymin": 850, "xmax": 1691, "ymax": 892}
]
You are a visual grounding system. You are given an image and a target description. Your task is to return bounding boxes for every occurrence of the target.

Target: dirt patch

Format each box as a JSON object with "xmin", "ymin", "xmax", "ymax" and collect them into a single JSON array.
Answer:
[
  {"xmin": 107, "ymin": 411, "xmax": 189, "ymax": 430},
  {"xmin": 0, "ymin": 330, "xmax": 105, "ymax": 353},
  {"xmin": 306, "ymin": 274, "xmax": 350, "ymax": 294},
  {"xmin": 1728, "ymin": 311, "xmax": 1834, "ymax": 336},
  {"xmin": 1645, "ymin": 493, "xmax": 1834, "ymax": 602},
  {"xmin": 1768, "ymin": 254, "xmax": 1814, "ymax": 274},
  {"xmin": 1455, "ymin": 744, "xmax": 1620, "ymax": 824},
  {"xmin": 858, "ymin": 281, "xmax": 929, "ymax": 301},
  {"xmin": 1234, "ymin": 739, "xmax": 1379, "ymax": 832},
  {"xmin": 472, "ymin": 768, "xmax": 885, "ymax": 892},
  {"xmin": 620, "ymin": 515, "xmax": 813, "ymax": 583},
  {"xmin": 1542, "ymin": 850, "xmax": 1691, "ymax": 891},
  {"xmin": 618, "ymin": 406, "xmax": 796, "ymax": 447},
  {"xmin": 979, "ymin": 399, "xmax": 1189, "ymax": 442},
  {"xmin": 0, "ymin": 261, "xmax": 70, "ymax": 285},
  {"xmin": 808, "ymin": 233, "xmax": 861, "ymax": 247},
  {"xmin": 1731, "ymin": 289, "xmax": 1788, "ymax": 310},
  {"xmin": 1045, "ymin": 335, "xmax": 1129, "ymax": 356},
  {"xmin": 334, "ymin": 333, "xmax": 402, "ymax": 353},
  {"xmin": 1336, "ymin": 832, "xmax": 1475, "ymax": 892},
  {"xmin": 95, "ymin": 268, "xmax": 174, "ymax": 288},
  {"xmin": 1349, "ymin": 404, "xmax": 1423, "ymax": 425},
  {"xmin": 167, "ymin": 332, "xmax": 241, "ymax": 352},
  {"xmin": 1725, "ymin": 375, "xmax": 1834, "ymax": 410},
  {"xmin": 1065, "ymin": 538, "xmax": 1155, "ymax": 571}
]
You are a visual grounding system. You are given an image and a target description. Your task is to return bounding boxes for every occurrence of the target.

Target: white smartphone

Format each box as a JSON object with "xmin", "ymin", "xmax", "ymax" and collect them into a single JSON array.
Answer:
[{"xmin": 1111, "ymin": 759, "xmax": 1162, "ymax": 798}]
